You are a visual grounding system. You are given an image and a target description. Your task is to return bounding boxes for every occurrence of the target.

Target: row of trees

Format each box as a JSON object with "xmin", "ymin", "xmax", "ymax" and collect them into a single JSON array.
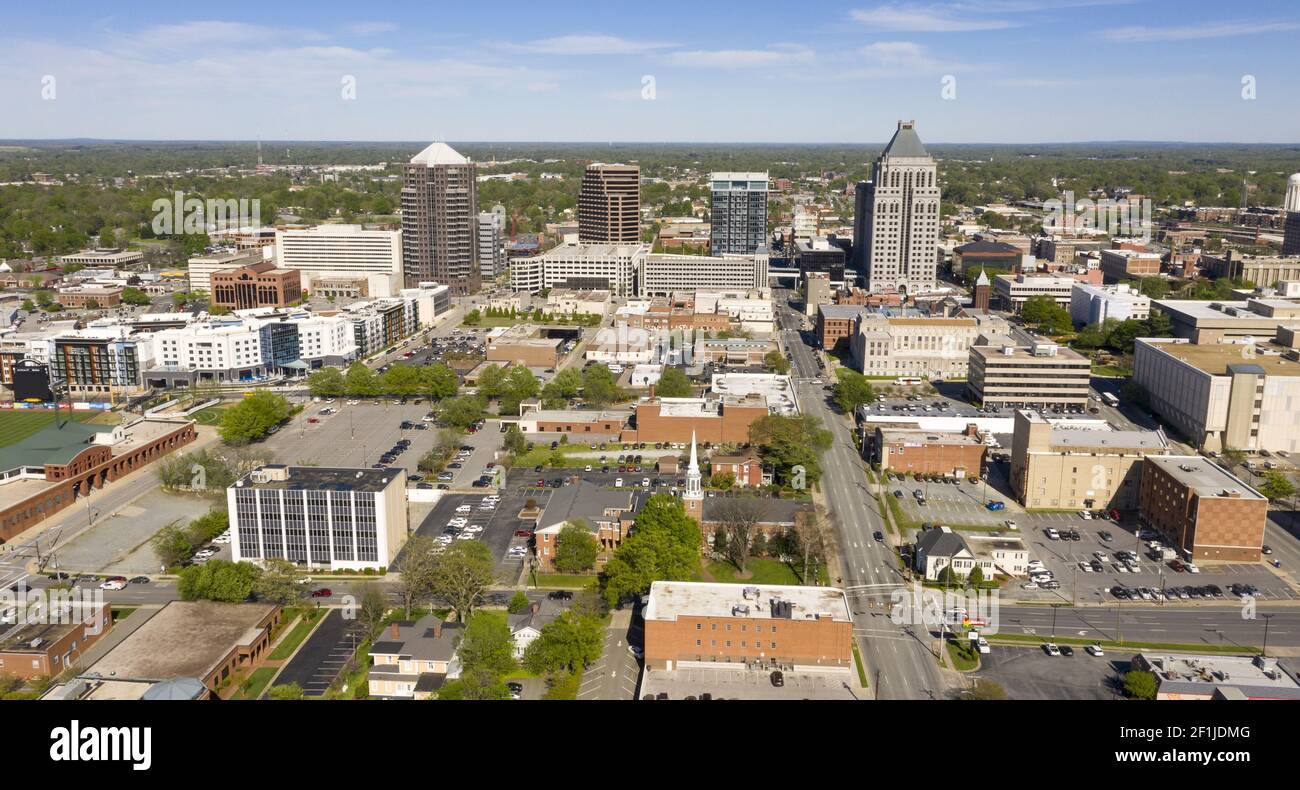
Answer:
[
  {"xmin": 308, "ymin": 361, "xmax": 457, "ymax": 400},
  {"xmin": 1071, "ymin": 313, "xmax": 1173, "ymax": 355},
  {"xmin": 151, "ymin": 510, "xmax": 231, "ymax": 568}
]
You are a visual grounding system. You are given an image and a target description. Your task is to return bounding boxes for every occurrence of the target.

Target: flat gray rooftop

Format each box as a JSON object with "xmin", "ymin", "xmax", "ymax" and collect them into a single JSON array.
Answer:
[
  {"xmin": 1146, "ymin": 456, "xmax": 1263, "ymax": 500},
  {"xmin": 644, "ymin": 580, "xmax": 851, "ymax": 623}
]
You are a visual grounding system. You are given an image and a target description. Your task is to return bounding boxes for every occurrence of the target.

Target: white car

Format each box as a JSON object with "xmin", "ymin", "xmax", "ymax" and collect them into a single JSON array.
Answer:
[
  {"xmin": 641, "ymin": 478, "xmax": 651, "ymax": 488},
  {"xmin": 1185, "ymin": 562, "xmax": 1200, "ymax": 573},
  {"xmin": 1021, "ymin": 581, "xmax": 1040, "ymax": 590},
  {"xmin": 456, "ymin": 533, "xmax": 476, "ymax": 541},
  {"xmin": 615, "ymin": 478, "xmax": 623, "ymax": 487},
  {"xmin": 1093, "ymin": 551, "xmax": 1109, "ymax": 562},
  {"xmin": 585, "ymin": 465, "xmax": 593, "ymax": 472},
  {"xmin": 1043, "ymin": 643, "xmax": 1061, "ymax": 657},
  {"xmin": 99, "ymin": 579, "xmax": 127, "ymax": 591},
  {"xmin": 1045, "ymin": 528, "xmax": 1060, "ymax": 540},
  {"xmin": 1086, "ymin": 644, "xmax": 1105, "ymax": 657},
  {"xmin": 1080, "ymin": 510, "xmax": 1093, "ymax": 520},
  {"xmin": 347, "ymin": 399, "xmax": 360, "ymax": 406},
  {"xmin": 1114, "ymin": 563, "xmax": 1130, "ymax": 573},
  {"xmin": 976, "ymin": 637, "xmax": 990, "ymax": 654},
  {"xmin": 455, "ymin": 505, "xmax": 472, "ymax": 513},
  {"xmin": 1078, "ymin": 561, "xmax": 1093, "ymax": 573}
]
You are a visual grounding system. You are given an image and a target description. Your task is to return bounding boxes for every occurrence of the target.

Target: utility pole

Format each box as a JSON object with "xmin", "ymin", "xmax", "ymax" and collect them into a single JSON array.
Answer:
[{"xmin": 1261, "ymin": 613, "xmax": 1275, "ymax": 658}]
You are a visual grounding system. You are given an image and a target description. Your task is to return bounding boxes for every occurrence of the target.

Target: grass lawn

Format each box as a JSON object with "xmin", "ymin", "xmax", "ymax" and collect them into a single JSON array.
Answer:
[
  {"xmin": 945, "ymin": 640, "xmax": 980, "ymax": 671},
  {"xmin": 190, "ymin": 406, "xmax": 230, "ymax": 426},
  {"xmin": 236, "ymin": 667, "xmax": 278, "ymax": 700},
  {"xmin": 705, "ymin": 557, "xmax": 824, "ymax": 586},
  {"xmin": 987, "ymin": 631, "xmax": 1257, "ymax": 654},
  {"xmin": 852, "ymin": 642, "xmax": 869, "ymax": 688},
  {"xmin": 0, "ymin": 410, "xmax": 98, "ymax": 449},
  {"xmin": 110, "ymin": 607, "xmax": 138, "ymax": 621},
  {"xmin": 270, "ymin": 610, "xmax": 324, "ymax": 661},
  {"xmin": 1091, "ymin": 364, "xmax": 1132, "ymax": 377},
  {"xmin": 533, "ymin": 573, "xmax": 597, "ymax": 589},
  {"xmin": 543, "ymin": 670, "xmax": 581, "ymax": 700}
]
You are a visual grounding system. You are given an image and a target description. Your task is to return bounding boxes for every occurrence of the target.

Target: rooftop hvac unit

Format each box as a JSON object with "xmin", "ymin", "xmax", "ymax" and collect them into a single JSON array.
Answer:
[
  {"xmin": 742, "ymin": 586, "xmax": 760, "ymax": 600},
  {"xmin": 250, "ymin": 471, "xmax": 268, "ymax": 484},
  {"xmin": 732, "ymin": 605, "xmax": 751, "ymax": 616}
]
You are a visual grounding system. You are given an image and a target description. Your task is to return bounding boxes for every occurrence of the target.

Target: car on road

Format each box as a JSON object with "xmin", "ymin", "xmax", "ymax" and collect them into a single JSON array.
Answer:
[
  {"xmin": 99, "ymin": 579, "xmax": 127, "ymax": 590},
  {"xmin": 873, "ymin": 531, "xmax": 885, "ymax": 542},
  {"xmin": 311, "ymin": 588, "xmax": 332, "ymax": 598},
  {"xmin": 47, "ymin": 572, "xmax": 70, "ymax": 581},
  {"xmin": 129, "ymin": 576, "xmax": 150, "ymax": 584},
  {"xmin": 769, "ymin": 670, "xmax": 785, "ymax": 687}
]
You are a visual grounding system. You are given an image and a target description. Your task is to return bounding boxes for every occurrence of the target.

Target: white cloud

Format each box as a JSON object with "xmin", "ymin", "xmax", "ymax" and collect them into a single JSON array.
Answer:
[
  {"xmin": 502, "ymin": 34, "xmax": 675, "ymax": 55},
  {"xmin": 665, "ymin": 46, "xmax": 814, "ymax": 69},
  {"xmin": 850, "ymin": 3, "xmax": 1020, "ymax": 32},
  {"xmin": 1102, "ymin": 20, "xmax": 1300, "ymax": 43}
]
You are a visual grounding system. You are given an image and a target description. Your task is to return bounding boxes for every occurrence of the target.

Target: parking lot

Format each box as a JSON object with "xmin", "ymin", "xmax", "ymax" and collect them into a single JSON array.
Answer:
[
  {"xmin": 1011, "ymin": 513, "xmax": 1298, "ymax": 605},
  {"xmin": 405, "ymin": 489, "xmax": 534, "ymax": 578},
  {"xmin": 971, "ymin": 645, "xmax": 1122, "ymax": 700},
  {"xmin": 886, "ymin": 463, "xmax": 1015, "ymax": 528},
  {"xmin": 274, "ymin": 608, "xmax": 365, "ymax": 697}
]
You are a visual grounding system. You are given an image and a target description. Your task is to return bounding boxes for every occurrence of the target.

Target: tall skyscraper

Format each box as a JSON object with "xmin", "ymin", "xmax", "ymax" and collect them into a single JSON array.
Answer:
[
  {"xmin": 1284, "ymin": 173, "xmax": 1300, "ymax": 257},
  {"xmin": 478, "ymin": 207, "xmax": 507, "ymax": 280},
  {"xmin": 709, "ymin": 172, "xmax": 769, "ymax": 255},
  {"xmin": 858, "ymin": 121, "xmax": 941, "ymax": 294},
  {"xmin": 850, "ymin": 181, "xmax": 871, "ymax": 282},
  {"xmin": 401, "ymin": 142, "xmax": 480, "ymax": 295},
  {"xmin": 579, "ymin": 163, "xmax": 641, "ymax": 243}
]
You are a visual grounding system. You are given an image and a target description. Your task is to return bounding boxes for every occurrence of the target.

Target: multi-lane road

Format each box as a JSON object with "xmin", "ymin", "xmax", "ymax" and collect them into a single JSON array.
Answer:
[{"xmin": 776, "ymin": 294, "xmax": 950, "ymax": 699}]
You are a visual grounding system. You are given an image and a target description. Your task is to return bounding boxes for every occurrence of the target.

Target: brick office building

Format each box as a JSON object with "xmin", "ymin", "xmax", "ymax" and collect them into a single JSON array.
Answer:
[
  {"xmin": 0, "ymin": 601, "xmax": 113, "ymax": 680},
  {"xmin": 210, "ymin": 260, "xmax": 302, "ymax": 310},
  {"xmin": 1138, "ymin": 455, "xmax": 1268, "ymax": 562},
  {"xmin": 622, "ymin": 396, "xmax": 770, "ymax": 445},
  {"xmin": 816, "ymin": 304, "xmax": 865, "ymax": 352},
  {"xmin": 869, "ymin": 424, "xmax": 987, "ymax": 478},
  {"xmin": 643, "ymin": 581, "xmax": 853, "ymax": 671}
]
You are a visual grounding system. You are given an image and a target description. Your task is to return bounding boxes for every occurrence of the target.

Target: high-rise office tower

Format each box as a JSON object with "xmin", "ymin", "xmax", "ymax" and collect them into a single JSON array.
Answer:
[
  {"xmin": 579, "ymin": 163, "xmax": 641, "ymax": 243},
  {"xmin": 401, "ymin": 142, "xmax": 479, "ymax": 294},
  {"xmin": 851, "ymin": 180, "xmax": 871, "ymax": 282},
  {"xmin": 478, "ymin": 207, "xmax": 507, "ymax": 280},
  {"xmin": 709, "ymin": 172, "xmax": 769, "ymax": 255},
  {"xmin": 1284, "ymin": 173, "xmax": 1300, "ymax": 257},
  {"xmin": 858, "ymin": 121, "xmax": 941, "ymax": 294}
]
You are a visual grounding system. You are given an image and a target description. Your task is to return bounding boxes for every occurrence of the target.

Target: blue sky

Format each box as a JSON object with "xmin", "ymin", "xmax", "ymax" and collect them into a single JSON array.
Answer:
[{"xmin": 2, "ymin": 0, "xmax": 1298, "ymax": 143}]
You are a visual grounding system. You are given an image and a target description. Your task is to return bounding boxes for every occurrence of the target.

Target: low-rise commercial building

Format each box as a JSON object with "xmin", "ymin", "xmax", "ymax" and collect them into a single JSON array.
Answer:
[
  {"xmin": 0, "ymin": 600, "xmax": 112, "ymax": 680},
  {"xmin": 187, "ymin": 248, "xmax": 264, "ymax": 294},
  {"xmin": 1203, "ymin": 251, "xmax": 1300, "ymax": 287},
  {"xmin": 1130, "ymin": 653, "xmax": 1300, "ymax": 700},
  {"xmin": 1069, "ymin": 282, "xmax": 1151, "ymax": 326},
  {"xmin": 706, "ymin": 448, "xmax": 767, "ymax": 487},
  {"xmin": 229, "ymin": 465, "xmax": 409, "ymax": 571},
  {"xmin": 516, "ymin": 407, "xmax": 631, "ymax": 441},
  {"xmin": 1099, "ymin": 248, "xmax": 1161, "ymax": 282},
  {"xmin": 1133, "ymin": 337, "xmax": 1300, "ymax": 453},
  {"xmin": 913, "ymin": 525, "xmax": 1029, "ymax": 580},
  {"xmin": 58, "ymin": 249, "xmax": 143, "ymax": 268},
  {"xmin": 210, "ymin": 259, "xmax": 302, "ymax": 310},
  {"xmin": 543, "ymin": 288, "xmax": 612, "ymax": 318},
  {"xmin": 643, "ymin": 581, "xmax": 853, "ymax": 671},
  {"xmin": 532, "ymin": 481, "xmax": 641, "ymax": 571},
  {"xmin": 623, "ymin": 396, "xmax": 771, "ymax": 445},
  {"xmin": 1010, "ymin": 410, "xmax": 1169, "ymax": 510},
  {"xmin": 1152, "ymin": 298, "xmax": 1300, "ymax": 342},
  {"xmin": 55, "ymin": 285, "xmax": 123, "ymax": 309},
  {"xmin": 1138, "ymin": 455, "xmax": 1267, "ymax": 562},
  {"xmin": 509, "ymin": 242, "xmax": 645, "ymax": 296},
  {"xmin": 967, "ymin": 341, "xmax": 1091, "ymax": 409},
  {"xmin": 870, "ymin": 423, "xmax": 986, "ymax": 478},
  {"xmin": 993, "ymin": 273, "xmax": 1075, "ymax": 312},
  {"xmin": 484, "ymin": 324, "xmax": 567, "ymax": 368},
  {"xmin": 87, "ymin": 601, "xmax": 281, "ymax": 693}
]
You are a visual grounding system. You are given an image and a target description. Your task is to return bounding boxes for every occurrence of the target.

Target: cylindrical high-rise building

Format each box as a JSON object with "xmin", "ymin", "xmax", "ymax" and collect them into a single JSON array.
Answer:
[{"xmin": 1285, "ymin": 173, "xmax": 1300, "ymax": 257}]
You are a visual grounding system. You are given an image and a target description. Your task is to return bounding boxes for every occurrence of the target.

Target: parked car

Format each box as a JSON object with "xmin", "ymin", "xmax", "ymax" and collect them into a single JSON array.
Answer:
[
  {"xmin": 311, "ymin": 588, "xmax": 333, "ymax": 598},
  {"xmin": 769, "ymin": 670, "xmax": 785, "ymax": 687},
  {"xmin": 1043, "ymin": 643, "xmax": 1061, "ymax": 656}
]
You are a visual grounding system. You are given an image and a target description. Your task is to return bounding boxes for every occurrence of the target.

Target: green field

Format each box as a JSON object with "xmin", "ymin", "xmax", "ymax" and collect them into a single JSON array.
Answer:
[{"xmin": 0, "ymin": 411, "xmax": 99, "ymax": 449}]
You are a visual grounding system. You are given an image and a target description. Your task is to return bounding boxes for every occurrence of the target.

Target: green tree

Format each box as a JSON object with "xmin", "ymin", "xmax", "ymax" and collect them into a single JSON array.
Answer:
[
  {"xmin": 749, "ymin": 413, "xmax": 833, "ymax": 487},
  {"xmin": 177, "ymin": 559, "xmax": 262, "ymax": 602},
  {"xmin": 267, "ymin": 683, "xmax": 305, "ymax": 700},
  {"xmin": 422, "ymin": 364, "xmax": 459, "ymax": 400},
  {"xmin": 307, "ymin": 367, "xmax": 346, "ymax": 397},
  {"xmin": 430, "ymin": 540, "xmax": 496, "ymax": 622},
  {"xmin": 582, "ymin": 364, "xmax": 623, "ymax": 406},
  {"xmin": 832, "ymin": 369, "xmax": 876, "ymax": 414},
  {"xmin": 1123, "ymin": 670, "xmax": 1158, "ymax": 700},
  {"xmin": 654, "ymin": 366, "xmax": 693, "ymax": 398},
  {"xmin": 352, "ymin": 581, "xmax": 390, "ymax": 639},
  {"xmin": 968, "ymin": 565, "xmax": 985, "ymax": 587},
  {"xmin": 343, "ymin": 362, "xmax": 379, "ymax": 398},
  {"xmin": 1258, "ymin": 471, "xmax": 1296, "ymax": 502},
  {"xmin": 120, "ymin": 286, "xmax": 151, "ymax": 306},
  {"xmin": 764, "ymin": 350, "xmax": 791, "ymax": 375},
  {"xmin": 380, "ymin": 364, "xmax": 423, "ymax": 396},
  {"xmin": 476, "ymin": 364, "xmax": 507, "ymax": 399},
  {"xmin": 151, "ymin": 523, "xmax": 197, "ymax": 568},
  {"xmin": 462, "ymin": 309, "xmax": 482, "ymax": 326},
  {"xmin": 523, "ymin": 610, "xmax": 606, "ymax": 675},
  {"xmin": 1020, "ymin": 295, "xmax": 1070, "ymax": 334},
  {"xmin": 503, "ymin": 425, "xmax": 529, "ymax": 455},
  {"xmin": 394, "ymin": 535, "xmax": 441, "ymax": 619},
  {"xmin": 437, "ymin": 668, "xmax": 510, "ymax": 700},
  {"xmin": 218, "ymin": 391, "xmax": 290, "ymax": 445},
  {"xmin": 541, "ymin": 368, "xmax": 582, "ymax": 402},
  {"xmin": 457, "ymin": 612, "xmax": 518, "ymax": 675},
  {"xmin": 252, "ymin": 558, "xmax": 306, "ymax": 606},
  {"xmin": 439, "ymin": 395, "xmax": 486, "ymax": 428},
  {"xmin": 601, "ymin": 494, "xmax": 700, "ymax": 605},
  {"xmin": 507, "ymin": 590, "xmax": 531, "ymax": 614},
  {"xmin": 554, "ymin": 521, "xmax": 600, "ymax": 573}
]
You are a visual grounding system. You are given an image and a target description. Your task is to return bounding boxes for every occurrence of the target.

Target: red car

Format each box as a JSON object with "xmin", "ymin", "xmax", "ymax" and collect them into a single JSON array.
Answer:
[
  {"xmin": 310, "ymin": 588, "xmax": 332, "ymax": 598},
  {"xmin": 514, "ymin": 529, "xmax": 533, "ymax": 538},
  {"xmin": 307, "ymin": 417, "xmax": 320, "ymax": 424}
]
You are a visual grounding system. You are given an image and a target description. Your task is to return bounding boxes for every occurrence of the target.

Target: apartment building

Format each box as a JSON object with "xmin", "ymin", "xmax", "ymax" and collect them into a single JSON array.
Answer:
[
  {"xmin": 849, "ymin": 312, "xmax": 1009, "ymax": 380},
  {"xmin": 710, "ymin": 172, "xmax": 769, "ymax": 255},
  {"xmin": 1010, "ymin": 410, "xmax": 1169, "ymax": 510},
  {"xmin": 1133, "ymin": 336, "xmax": 1300, "ymax": 453},
  {"xmin": 1139, "ymin": 456, "xmax": 1267, "ymax": 562},
  {"xmin": 229, "ymin": 465, "xmax": 409, "ymax": 571},
  {"xmin": 477, "ymin": 209, "xmax": 507, "ymax": 281},
  {"xmin": 642, "ymin": 581, "xmax": 853, "ymax": 671},
  {"xmin": 274, "ymin": 224, "xmax": 403, "ymax": 298},
  {"xmin": 967, "ymin": 341, "xmax": 1091, "ymax": 408},
  {"xmin": 1069, "ymin": 282, "xmax": 1151, "ymax": 326},
  {"xmin": 401, "ymin": 142, "xmax": 479, "ymax": 294},
  {"xmin": 579, "ymin": 163, "xmax": 641, "ymax": 243}
]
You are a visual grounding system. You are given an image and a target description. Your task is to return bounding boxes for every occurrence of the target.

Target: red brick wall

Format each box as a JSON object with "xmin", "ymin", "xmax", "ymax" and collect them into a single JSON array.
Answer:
[{"xmin": 645, "ymin": 614, "xmax": 851, "ymax": 669}]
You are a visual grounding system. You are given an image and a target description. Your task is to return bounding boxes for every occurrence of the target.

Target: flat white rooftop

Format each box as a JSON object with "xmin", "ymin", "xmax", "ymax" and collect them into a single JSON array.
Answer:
[{"xmin": 644, "ymin": 580, "xmax": 851, "ymax": 623}]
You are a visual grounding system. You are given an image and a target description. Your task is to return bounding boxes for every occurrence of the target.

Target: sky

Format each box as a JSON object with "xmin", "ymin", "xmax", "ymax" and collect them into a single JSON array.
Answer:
[{"xmin": 1, "ymin": 0, "xmax": 1298, "ymax": 144}]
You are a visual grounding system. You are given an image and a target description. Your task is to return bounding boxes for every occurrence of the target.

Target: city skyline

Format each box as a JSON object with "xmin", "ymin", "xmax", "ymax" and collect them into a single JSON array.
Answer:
[{"xmin": 1, "ymin": 0, "xmax": 1298, "ymax": 143}]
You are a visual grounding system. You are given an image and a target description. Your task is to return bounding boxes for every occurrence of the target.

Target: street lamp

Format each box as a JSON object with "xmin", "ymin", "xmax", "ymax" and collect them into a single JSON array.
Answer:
[{"xmin": 1261, "ymin": 614, "xmax": 1276, "ymax": 658}]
